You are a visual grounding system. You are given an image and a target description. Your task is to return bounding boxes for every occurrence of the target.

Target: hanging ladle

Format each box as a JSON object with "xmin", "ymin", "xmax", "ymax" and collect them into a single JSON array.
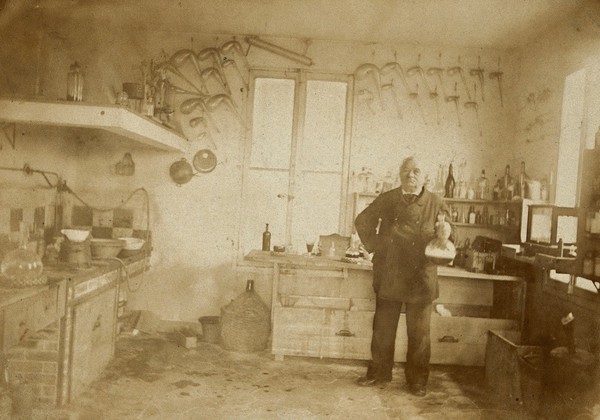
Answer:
[
  {"xmin": 489, "ymin": 57, "xmax": 504, "ymax": 107},
  {"xmin": 447, "ymin": 58, "xmax": 471, "ymax": 101},
  {"xmin": 469, "ymin": 56, "xmax": 485, "ymax": 102},
  {"xmin": 446, "ymin": 82, "xmax": 461, "ymax": 127},
  {"xmin": 380, "ymin": 62, "xmax": 410, "ymax": 93},
  {"xmin": 355, "ymin": 63, "xmax": 383, "ymax": 111},
  {"xmin": 464, "ymin": 84, "xmax": 482, "ymax": 136}
]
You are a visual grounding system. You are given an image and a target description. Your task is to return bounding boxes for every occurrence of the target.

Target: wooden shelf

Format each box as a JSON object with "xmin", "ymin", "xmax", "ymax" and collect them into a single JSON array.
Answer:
[
  {"xmin": 444, "ymin": 198, "xmax": 524, "ymax": 205},
  {"xmin": 0, "ymin": 98, "xmax": 190, "ymax": 152},
  {"xmin": 453, "ymin": 223, "xmax": 519, "ymax": 230}
]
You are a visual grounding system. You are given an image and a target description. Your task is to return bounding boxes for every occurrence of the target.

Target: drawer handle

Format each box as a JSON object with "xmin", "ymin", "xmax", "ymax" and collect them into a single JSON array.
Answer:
[
  {"xmin": 438, "ymin": 335, "xmax": 459, "ymax": 343},
  {"xmin": 336, "ymin": 329, "xmax": 355, "ymax": 337},
  {"xmin": 93, "ymin": 315, "xmax": 102, "ymax": 331},
  {"xmin": 19, "ymin": 328, "xmax": 29, "ymax": 342}
]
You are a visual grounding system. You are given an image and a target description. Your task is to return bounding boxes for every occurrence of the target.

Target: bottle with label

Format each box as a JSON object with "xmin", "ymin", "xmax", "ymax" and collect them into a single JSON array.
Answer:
[
  {"xmin": 445, "ymin": 163, "xmax": 456, "ymax": 198},
  {"xmin": 477, "ymin": 169, "xmax": 489, "ymax": 200},
  {"xmin": 482, "ymin": 205, "xmax": 489, "ymax": 225},
  {"xmin": 468, "ymin": 206, "xmax": 476, "ymax": 224},
  {"xmin": 262, "ymin": 224, "xmax": 271, "ymax": 251},
  {"xmin": 501, "ymin": 165, "xmax": 513, "ymax": 200}
]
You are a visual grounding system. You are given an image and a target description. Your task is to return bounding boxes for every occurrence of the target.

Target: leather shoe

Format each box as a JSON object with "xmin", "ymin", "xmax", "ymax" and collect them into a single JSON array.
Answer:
[
  {"xmin": 356, "ymin": 376, "xmax": 390, "ymax": 387},
  {"xmin": 408, "ymin": 384, "xmax": 426, "ymax": 397}
]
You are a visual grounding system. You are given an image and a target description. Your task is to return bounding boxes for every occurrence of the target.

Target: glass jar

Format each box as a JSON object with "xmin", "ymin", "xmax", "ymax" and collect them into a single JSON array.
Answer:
[{"xmin": 1, "ymin": 247, "xmax": 43, "ymax": 283}]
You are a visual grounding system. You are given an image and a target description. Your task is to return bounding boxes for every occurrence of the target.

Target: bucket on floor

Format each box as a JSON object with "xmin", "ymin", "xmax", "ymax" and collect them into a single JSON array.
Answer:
[{"xmin": 199, "ymin": 316, "xmax": 221, "ymax": 344}]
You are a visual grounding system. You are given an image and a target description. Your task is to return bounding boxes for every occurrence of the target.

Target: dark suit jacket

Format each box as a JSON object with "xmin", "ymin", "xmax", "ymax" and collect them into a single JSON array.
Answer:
[{"xmin": 354, "ymin": 187, "xmax": 452, "ymax": 303}]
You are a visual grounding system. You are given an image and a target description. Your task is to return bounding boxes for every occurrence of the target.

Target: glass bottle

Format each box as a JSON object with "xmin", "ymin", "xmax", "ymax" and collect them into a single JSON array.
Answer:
[
  {"xmin": 501, "ymin": 165, "xmax": 513, "ymax": 200},
  {"xmin": 515, "ymin": 161, "xmax": 528, "ymax": 199},
  {"xmin": 477, "ymin": 169, "xmax": 489, "ymax": 200},
  {"xmin": 468, "ymin": 206, "xmax": 476, "ymax": 224},
  {"xmin": 262, "ymin": 224, "xmax": 271, "ymax": 251},
  {"xmin": 67, "ymin": 62, "xmax": 83, "ymax": 102},
  {"xmin": 444, "ymin": 163, "xmax": 456, "ymax": 198},
  {"xmin": 492, "ymin": 175, "xmax": 500, "ymax": 200}
]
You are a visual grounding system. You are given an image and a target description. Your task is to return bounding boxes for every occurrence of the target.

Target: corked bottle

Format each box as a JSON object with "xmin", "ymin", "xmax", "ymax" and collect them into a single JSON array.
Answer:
[{"xmin": 220, "ymin": 280, "xmax": 271, "ymax": 352}]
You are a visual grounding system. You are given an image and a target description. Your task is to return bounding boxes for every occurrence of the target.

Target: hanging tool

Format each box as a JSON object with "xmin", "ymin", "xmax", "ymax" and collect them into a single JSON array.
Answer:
[
  {"xmin": 380, "ymin": 83, "xmax": 402, "ymax": 119},
  {"xmin": 179, "ymin": 97, "xmax": 221, "ymax": 133},
  {"xmin": 464, "ymin": 84, "xmax": 482, "ymax": 136},
  {"xmin": 355, "ymin": 63, "xmax": 383, "ymax": 111},
  {"xmin": 409, "ymin": 83, "xmax": 428, "ymax": 125},
  {"xmin": 201, "ymin": 67, "xmax": 229, "ymax": 96},
  {"xmin": 430, "ymin": 86, "xmax": 441, "ymax": 125},
  {"xmin": 206, "ymin": 94, "xmax": 244, "ymax": 125},
  {"xmin": 447, "ymin": 57, "xmax": 471, "ymax": 101},
  {"xmin": 356, "ymin": 89, "xmax": 377, "ymax": 115},
  {"xmin": 198, "ymin": 47, "xmax": 231, "ymax": 95},
  {"xmin": 246, "ymin": 36, "xmax": 313, "ymax": 66},
  {"xmin": 489, "ymin": 57, "xmax": 504, "ymax": 107},
  {"xmin": 469, "ymin": 56, "xmax": 485, "ymax": 102},
  {"xmin": 426, "ymin": 53, "xmax": 447, "ymax": 98},
  {"xmin": 406, "ymin": 55, "xmax": 432, "ymax": 95},
  {"xmin": 166, "ymin": 49, "xmax": 209, "ymax": 95},
  {"xmin": 380, "ymin": 62, "xmax": 410, "ymax": 93},
  {"xmin": 446, "ymin": 82, "xmax": 461, "ymax": 127},
  {"xmin": 379, "ymin": 63, "xmax": 406, "ymax": 119},
  {"xmin": 220, "ymin": 40, "xmax": 250, "ymax": 88}
]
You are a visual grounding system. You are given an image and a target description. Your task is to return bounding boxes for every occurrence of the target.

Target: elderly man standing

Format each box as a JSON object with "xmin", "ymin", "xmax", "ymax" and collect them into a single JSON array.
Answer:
[{"xmin": 354, "ymin": 156, "xmax": 453, "ymax": 396}]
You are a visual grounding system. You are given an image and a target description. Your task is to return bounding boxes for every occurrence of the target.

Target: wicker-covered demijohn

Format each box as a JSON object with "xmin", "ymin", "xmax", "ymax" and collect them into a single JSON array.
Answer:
[{"xmin": 220, "ymin": 280, "xmax": 271, "ymax": 352}]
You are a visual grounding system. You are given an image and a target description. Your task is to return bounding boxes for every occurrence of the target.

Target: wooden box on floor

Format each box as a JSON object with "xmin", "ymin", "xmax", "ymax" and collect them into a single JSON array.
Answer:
[{"xmin": 485, "ymin": 330, "xmax": 543, "ymax": 411}]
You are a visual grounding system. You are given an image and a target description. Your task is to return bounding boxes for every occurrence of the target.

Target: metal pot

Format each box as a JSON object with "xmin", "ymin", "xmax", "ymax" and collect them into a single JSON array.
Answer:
[{"xmin": 169, "ymin": 158, "xmax": 194, "ymax": 185}]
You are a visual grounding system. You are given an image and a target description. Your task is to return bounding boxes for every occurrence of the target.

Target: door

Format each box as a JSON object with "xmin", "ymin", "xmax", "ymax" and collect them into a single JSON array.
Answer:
[
  {"xmin": 240, "ymin": 71, "xmax": 352, "ymax": 255},
  {"xmin": 69, "ymin": 287, "xmax": 117, "ymax": 400}
]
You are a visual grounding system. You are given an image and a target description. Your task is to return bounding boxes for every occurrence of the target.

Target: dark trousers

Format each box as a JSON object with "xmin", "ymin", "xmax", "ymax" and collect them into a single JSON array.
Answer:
[{"xmin": 366, "ymin": 298, "xmax": 432, "ymax": 386}]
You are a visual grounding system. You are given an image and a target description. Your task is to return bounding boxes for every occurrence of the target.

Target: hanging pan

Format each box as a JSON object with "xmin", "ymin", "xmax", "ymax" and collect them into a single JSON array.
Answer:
[{"xmin": 193, "ymin": 149, "xmax": 217, "ymax": 173}]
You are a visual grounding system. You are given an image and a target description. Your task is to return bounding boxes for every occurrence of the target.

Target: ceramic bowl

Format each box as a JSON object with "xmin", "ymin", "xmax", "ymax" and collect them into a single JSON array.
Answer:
[
  {"xmin": 118, "ymin": 237, "xmax": 145, "ymax": 250},
  {"xmin": 90, "ymin": 238, "xmax": 125, "ymax": 259},
  {"xmin": 61, "ymin": 229, "xmax": 90, "ymax": 242}
]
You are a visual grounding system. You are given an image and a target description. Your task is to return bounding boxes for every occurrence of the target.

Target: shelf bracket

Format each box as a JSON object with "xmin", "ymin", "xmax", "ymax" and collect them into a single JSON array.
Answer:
[{"xmin": 0, "ymin": 122, "xmax": 16, "ymax": 149}]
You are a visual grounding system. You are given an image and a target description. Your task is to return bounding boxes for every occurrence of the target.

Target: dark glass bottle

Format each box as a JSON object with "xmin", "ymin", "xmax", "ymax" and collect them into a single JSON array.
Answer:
[
  {"xmin": 262, "ymin": 224, "xmax": 271, "ymax": 251},
  {"xmin": 444, "ymin": 163, "xmax": 456, "ymax": 198},
  {"xmin": 246, "ymin": 279, "xmax": 254, "ymax": 291}
]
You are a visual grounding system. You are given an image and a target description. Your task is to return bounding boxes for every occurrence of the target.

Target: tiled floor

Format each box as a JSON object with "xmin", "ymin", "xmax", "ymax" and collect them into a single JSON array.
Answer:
[{"xmin": 30, "ymin": 333, "xmax": 545, "ymax": 420}]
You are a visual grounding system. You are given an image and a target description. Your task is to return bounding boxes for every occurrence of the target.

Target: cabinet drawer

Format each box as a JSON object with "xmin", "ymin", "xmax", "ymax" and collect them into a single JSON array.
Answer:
[
  {"xmin": 429, "ymin": 315, "xmax": 518, "ymax": 366},
  {"xmin": 32, "ymin": 287, "xmax": 59, "ymax": 332},
  {"xmin": 272, "ymin": 307, "xmax": 376, "ymax": 359},
  {"xmin": 3, "ymin": 300, "xmax": 34, "ymax": 350}
]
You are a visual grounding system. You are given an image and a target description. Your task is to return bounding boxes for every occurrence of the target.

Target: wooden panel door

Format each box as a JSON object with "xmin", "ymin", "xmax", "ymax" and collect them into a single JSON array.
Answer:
[{"xmin": 69, "ymin": 287, "xmax": 117, "ymax": 400}]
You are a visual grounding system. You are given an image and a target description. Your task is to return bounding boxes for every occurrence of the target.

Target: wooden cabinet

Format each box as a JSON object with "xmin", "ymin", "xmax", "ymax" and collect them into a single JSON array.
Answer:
[
  {"xmin": 246, "ymin": 250, "xmax": 523, "ymax": 366},
  {"xmin": 1, "ymin": 282, "xmax": 64, "ymax": 352},
  {"xmin": 69, "ymin": 286, "xmax": 117, "ymax": 400}
]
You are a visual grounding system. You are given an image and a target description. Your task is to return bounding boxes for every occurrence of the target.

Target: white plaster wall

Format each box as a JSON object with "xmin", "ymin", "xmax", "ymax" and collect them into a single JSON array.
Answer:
[
  {"xmin": 511, "ymin": 3, "xmax": 600, "ymax": 186},
  {"xmin": 0, "ymin": 7, "xmax": 521, "ymax": 322}
]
